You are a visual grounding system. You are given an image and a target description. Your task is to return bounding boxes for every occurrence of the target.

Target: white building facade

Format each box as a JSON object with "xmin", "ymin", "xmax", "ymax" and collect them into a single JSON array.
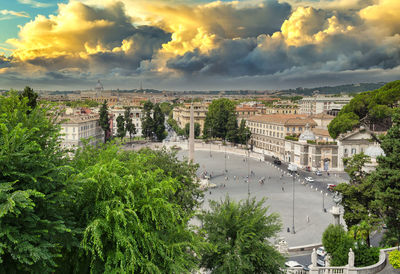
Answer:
[
  {"xmin": 59, "ymin": 114, "xmax": 103, "ymax": 149},
  {"xmin": 110, "ymin": 107, "xmax": 143, "ymax": 137},
  {"xmin": 299, "ymin": 96, "xmax": 352, "ymax": 115}
]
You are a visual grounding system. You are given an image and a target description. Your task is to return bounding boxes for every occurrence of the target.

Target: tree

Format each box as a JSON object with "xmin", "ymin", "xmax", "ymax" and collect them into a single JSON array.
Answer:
[
  {"xmin": 153, "ymin": 103, "xmax": 166, "ymax": 141},
  {"xmin": 204, "ymin": 98, "xmax": 237, "ymax": 139},
  {"xmin": 116, "ymin": 114, "xmax": 126, "ymax": 140},
  {"xmin": 19, "ymin": 86, "xmax": 38, "ymax": 113},
  {"xmin": 322, "ymin": 224, "xmax": 354, "ymax": 266},
  {"xmin": 237, "ymin": 119, "xmax": 251, "ymax": 145},
  {"xmin": 0, "ymin": 92, "xmax": 71, "ymax": 273},
  {"xmin": 141, "ymin": 101, "xmax": 154, "ymax": 139},
  {"xmin": 370, "ymin": 108, "xmax": 400, "ymax": 247},
  {"xmin": 99, "ymin": 100, "xmax": 110, "ymax": 143},
  {"xmin": 184, "ymin": 122, "xmax": 201, "ymax": 138},
  {"xmin": 64, "ymin": 144, "xmax": 203, "ymax": 273},
  {"xmin": 328, "ymin": 112, "xmax": 359, "ymax": 139},
  {"xmin": 199, "ymin": 197, "xmax": 285, "ymax": 273},
  {"xmin": 124, "ymin": 107, "xmax": 136, "ymax": 140},
  {"xmin": 159, "ymin": 102, "xmax": 173, "ymax": 116},
  {"xmin": 335, "ymin": 153, "xmax": 380, "ymax": 246},
  {"xmin": 226, "ymin": 115, "xmax": 238, "ymax": 143}
]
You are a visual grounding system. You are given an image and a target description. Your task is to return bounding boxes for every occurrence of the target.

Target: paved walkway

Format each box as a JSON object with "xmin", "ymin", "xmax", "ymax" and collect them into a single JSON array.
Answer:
[{"xmin": 177, "ymin": 149, "xmax": 343, "ymax": 247}]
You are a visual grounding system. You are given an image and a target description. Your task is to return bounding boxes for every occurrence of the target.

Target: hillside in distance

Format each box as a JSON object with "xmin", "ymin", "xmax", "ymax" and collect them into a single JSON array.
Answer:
[{"xmin": 279, "ymin": 82, "xmax": 386, "ymax": 96}]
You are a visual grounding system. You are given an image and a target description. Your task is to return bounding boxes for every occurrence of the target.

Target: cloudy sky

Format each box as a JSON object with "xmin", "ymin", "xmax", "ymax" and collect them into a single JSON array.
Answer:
[{"xmin": 0, "ymin": 0, "xmax": 399, "ymax": 91}]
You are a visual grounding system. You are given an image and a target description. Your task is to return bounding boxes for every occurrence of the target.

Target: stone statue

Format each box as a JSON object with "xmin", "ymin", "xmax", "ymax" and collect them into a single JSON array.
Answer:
[
  {"xmin": 333, "ymin": 191, "xmax": 342, "ymax": 206},
  {"xmin": 311, "ymin": 248, "xmax": 317, "ymax": 267},
  {"xmin": 348, "ymin": 248, "xmax": 355, "ymax": 267},
  {"xmin": 325, "ymin": 254, "xmax": 331, "ymax": 267}
]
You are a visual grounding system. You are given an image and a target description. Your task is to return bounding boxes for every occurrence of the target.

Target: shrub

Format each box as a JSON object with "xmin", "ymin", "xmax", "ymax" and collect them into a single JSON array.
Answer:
[
  {"xmin": 353, "ymin": 242, "xmax": 380, "ymax": 267},
  {"xmin": 322, "ymin": 224, "xmax": 354, "ymax": 266},
  {"xmin": 389, "ymin": 250, "xmax": 400, "ymax": 269}
]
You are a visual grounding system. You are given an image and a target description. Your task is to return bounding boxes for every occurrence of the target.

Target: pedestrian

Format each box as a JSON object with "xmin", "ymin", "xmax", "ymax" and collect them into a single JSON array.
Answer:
[
  {"xmin": 282, "ymin": 186, "xmax": 284, "ymax": 192},
  {"xmin": 209, "ymin": 191, "xmax": 212, "ymax": 195},
  {"xmin": 307, "ymin": 216, "xmax": 310, "ymax": 223}
]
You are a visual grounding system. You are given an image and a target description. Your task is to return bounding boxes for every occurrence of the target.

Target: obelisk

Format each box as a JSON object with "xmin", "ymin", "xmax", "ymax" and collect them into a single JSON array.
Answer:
[{"xmin": 188, "ymin": 102, "xmax": 195, "ymax": 162}]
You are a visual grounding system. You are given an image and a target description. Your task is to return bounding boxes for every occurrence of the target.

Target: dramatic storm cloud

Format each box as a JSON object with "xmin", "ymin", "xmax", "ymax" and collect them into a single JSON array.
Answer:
[{"xmin": 0, "ymin": 0, "xmax": 399, "ymax": 90}]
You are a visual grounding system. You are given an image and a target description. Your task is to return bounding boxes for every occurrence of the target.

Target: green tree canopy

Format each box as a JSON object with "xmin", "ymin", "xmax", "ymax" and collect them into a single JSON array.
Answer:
[
  {"xmin": 322, "ymin": 224, "xmax": 354, "ymax": 266},
  {"xmin": 141, "ymin": 101, "xmax": 154, "ymax": 139},
  {"xmin": 184, "ymin": 122, "xmax": 201, "ymax": 138},
  {"xmin": 61, "ymin": 144, "xmax": 204, "ymax": 273},
  {"xmin": 0, "ymin": 92, "xmax": 71, "ymax": 273},
  {"xmin": 199, "ymin": 197, "xmax": 284, "ymax": 273},
  {"xmin": 19, "ymin": 86, "xmax": 38, "ymax": 112},
  {"xmin": 99, "ymin": 100, "xmax": 110, "ymax": 143},
  {"xmin": 153, "ymin": 103, "xmax": 166, "ymax": 141},
  {"xmin": 204, "ymin": 98, "xmax": 237, "ymax": 139},
  {"xmin": 237, "ymin": 119, "xmax": 251, "ymax": 145},
  {"xmin": 116, "ymin": 114, "xmax": 126, "ymax": 140},
  {"xmin": 328, "ymin": 80, "xmax": 400, "ymax": 138},
  {"xmin": 370, "ymin": 108, "xmax": 400, "ymax": 247}
]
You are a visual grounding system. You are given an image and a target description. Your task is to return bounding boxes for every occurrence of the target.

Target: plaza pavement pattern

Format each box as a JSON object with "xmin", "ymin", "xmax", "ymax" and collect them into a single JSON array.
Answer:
[{"xmin": 178, "ymin": 149, "xmax": 344, "ymax": 247}]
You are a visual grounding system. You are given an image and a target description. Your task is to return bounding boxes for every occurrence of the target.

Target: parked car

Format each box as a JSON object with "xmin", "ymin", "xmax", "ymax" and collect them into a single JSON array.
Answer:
[
  {"xmin": 316, "ymin": 247, "xmax": 327, "ymax": 266},
  {"xmin": 305, "ymin": 177, "xmax": 314, "ymax": 182},
  {"xmin": 274, "ymin": 159, "xmax": 282, "ymax": 165},
  {"xmin": 305, "ymin": 166, "xmax": 311, "ymax": 172},
  {"xmin": 315, "ymin": 170, "xmax": 322, "ymax": 176},
  {"xmin": 327, "ymin": 184, "xmax": 336, "ymax": 191},
  {"xmin": 285, "ymin": 261, "xmax": 310, "ymax": 271}
]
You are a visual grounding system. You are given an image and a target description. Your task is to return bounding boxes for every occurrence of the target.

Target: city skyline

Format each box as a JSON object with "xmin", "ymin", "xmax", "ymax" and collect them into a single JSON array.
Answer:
[{"xmin": 0, "ymin": 0, "xmax": 399, "ymax": 91}]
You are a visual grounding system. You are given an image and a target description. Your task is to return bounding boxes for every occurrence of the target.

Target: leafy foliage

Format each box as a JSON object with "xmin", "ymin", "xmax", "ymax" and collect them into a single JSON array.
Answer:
[
  {"xmin": 328, "ymin": 80, "xmax": 400, "ymax": 138},
  {"xmin": 389, "ymin": 250, "xmax": 400, "ymax": 269},
  {"xmin": 99, "ymin": 100, "xmax": 110, "ymax": 143},
  {"xmin": 124, "ymin": 107, "xmax": 136, "ymax": 141},
  {"xmin": 64, "ymin": 144, "xmax": 203, "ymax": 273},
  {"xmin": 0, "ymin": 92, "xmax": 71, "ymax": 273},
  {"xmin": 153, "ymin": 103, "xmax": 166, "ymax": 141},
  {"xmin": 141, "ymin": 101, "xmax": 154, "ymax": 139},
  {"xmin": 322, "ymin": 225, "xmax": 354, "ymax": 266},
  {"xmin": 199, "ymin": 196, "xmax": 284, "ymax": 273},
  {"xmin": 335, "ymin": 153, "xmax": 380, "ymax": 245},
  {"xmin": 116, "ymin": 114, "xmax": 126, "ymax": 140},
  {"xmin": 370, "ymin": 108, "xmax": 400, "ymax": 248},
  {"xmin": 353, "ymin": 241, "xmax": 380, "ymax": 267},
  {"xmin": 204, "ymin": 98, "xmax": 237, "ymax": 139},
  {"xmin": 184, "ymin": 122, "xmax": 201, "ymax": 138},
  {"xmin": 19, "ymin": 86, "xmax": 38, "ymax": 112},
  {"xmin": 237, "ymin": 119, "xmax": 251, "ymax": 145}
]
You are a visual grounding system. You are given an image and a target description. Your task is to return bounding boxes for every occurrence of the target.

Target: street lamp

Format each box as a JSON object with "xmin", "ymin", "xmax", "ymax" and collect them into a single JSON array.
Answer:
[
  {"xmin": 224, "ymin": 140, "xmax": 227, "ymax": 174},
  {"xmin": 246, "ymin": 132, "xmax": 251, "ymax": 197},
  {"xmin": 322, "ymin": 190, "xmax": 326, "ymax": 212},
  {"xmin": 209, "ymin": 128, "xmax": 212, "ymax": 157},
  {"xmin": 288, "ymin": 163, "xmax": 297, "ymax": 234}
]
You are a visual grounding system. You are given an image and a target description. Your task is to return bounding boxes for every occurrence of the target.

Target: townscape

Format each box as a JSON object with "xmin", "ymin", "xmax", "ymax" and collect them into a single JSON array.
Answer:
[{"xmin": 1, "ymin": 0, "xmax": 400, "ymax": 273}]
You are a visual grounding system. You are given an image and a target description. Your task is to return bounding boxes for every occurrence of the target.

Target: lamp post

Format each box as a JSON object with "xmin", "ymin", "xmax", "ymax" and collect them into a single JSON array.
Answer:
[
  {"xmin": 209, "ymin": 128, "xmax": 212, "ymax": 157},
  {"xmin": 246, "ymin": 132, "xmax": 250, "ymax": 197},
  {"xmin": 322, "ymin": 190, "xmax": 326, "ymax": 212},
  {"xmin": 288, "ymin": 163, "xmax": 297, "ymax": 234},
  {"xmin": 224, "ymin": 141, "xmax": 227, "ymax": 174}
]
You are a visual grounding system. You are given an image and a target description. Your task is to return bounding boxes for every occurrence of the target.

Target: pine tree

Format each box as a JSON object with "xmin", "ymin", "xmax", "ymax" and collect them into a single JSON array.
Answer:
[
  {"xmin": 19, "ymin": 86, "xmax": 38, "ymax": 113},
  {"xmin": 153, "ymin": 103, "xmax": 166, "ymax": 141},
  {"xmin": 99, "ymin": 100, "xmax": 110, "ymax": 143},
  {"xmin": 116, "ymin": 114, "xmax": 126, "ymax": 141},
  {"xmin": 226, "ymin": 114, "xmax": 238, "ymax": 143},
  {"xmin": 370, "ymin": 108, "xmax": 400, "ymax": 247},
  {"xmin": 141, "ymin": 101, "xmax": 154, "ymax": 139}
]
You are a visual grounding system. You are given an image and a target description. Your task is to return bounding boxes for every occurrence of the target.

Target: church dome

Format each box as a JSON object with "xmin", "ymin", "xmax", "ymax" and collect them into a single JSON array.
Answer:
[
  {"xmin": 299, "ymin": 123, "xmax": 316, "ymax": 141},
  {"xmin": 365, "ymin": 146, "xmax": 385, "ymax": 158}
]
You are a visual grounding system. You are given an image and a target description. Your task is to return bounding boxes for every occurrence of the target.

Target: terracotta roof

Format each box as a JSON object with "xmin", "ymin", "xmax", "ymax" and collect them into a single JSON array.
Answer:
[
  {"xmin": 312, "ymin": 128, "xmax": 330, "ymax": 137},
  {"xmin": 310, "ymin": 113, "xmax": 335, "ymax": 119},
  {"xmin": 247, "ymin": 114, "xmax": 317, "ymax": 126}
]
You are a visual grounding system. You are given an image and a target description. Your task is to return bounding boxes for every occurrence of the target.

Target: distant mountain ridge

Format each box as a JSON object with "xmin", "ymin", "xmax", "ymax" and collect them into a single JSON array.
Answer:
[{"xmin": 279, "ymin": 82, "xmax": 387, "ymax": 96}]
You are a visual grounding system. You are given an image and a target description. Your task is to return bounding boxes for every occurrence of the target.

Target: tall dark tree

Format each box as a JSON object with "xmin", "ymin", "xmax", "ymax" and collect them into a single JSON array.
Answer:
[
  {"xmin": 0, "ymin": 92, "xmax": 71, "ymax": 273},
  {"xmin": 184, "ymin": 122, "xmax": 201, "ymax": 138},
  {"xmin": 204, "ymin": 98, "xmax": 237, "ymax": 139},
  {"xmin": 335, "ymin": 153, "xmax": 380, "ymax": 247},
  {"xmin": 371, "ymin": 108, "xmax": 400, "ymax": 247},
  {"xmin": 199, "ymin": 197, "xmax": 284, "ymax": 273},
  {"xmin": 19, "ymin": 86, "xmax": 38, "ymax": 113},
  {"xmin": 116, "ymin": 114, "xmax": 126, "ymax": 141},
  {"xmin": 124, "ymin": 107, "xmax": 136, "ymax": 141},
  {"xmin": 99, "ymin": 100, "xmax": 110, "ymax": 143},
  {"xmin": 141, "ymin": 101, "xmax": 154, "ymax": 139},
  {"xmin": 226, "ymin": 114, "xmax": 238, "ymax": 143},
  {"xmin": 237, "ymin": 119, "xmax": 251, "ymax": 145},
  {"xmin": 153, "ymin": 103, "xmax": 166, "ymax": 141}
]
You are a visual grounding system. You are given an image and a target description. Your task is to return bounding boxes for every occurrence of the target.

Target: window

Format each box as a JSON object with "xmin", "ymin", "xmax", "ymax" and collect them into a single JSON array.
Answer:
[
  {"xmin": 292, "ymin": 127, "xmax": 295, "ymax": 132},
  {"xmin": 287, "ymin": 127, "xmax": 290, "ymax": 132},
  {"xmin": 299, "ymin": 127, "xmax": 302, "ymax": 131},
  {"xmin": 344, "ymin": 148, "xmax": 348, "ymax": 154},
  {"xmin": 351, "ymin": 148, "xmax": 356, "ymax": 154}
]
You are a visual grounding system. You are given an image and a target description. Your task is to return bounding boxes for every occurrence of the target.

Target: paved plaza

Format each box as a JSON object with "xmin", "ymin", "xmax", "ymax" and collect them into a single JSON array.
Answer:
[{"xmin": 178, "ymin": 149, "xmax": 342, "ymax": 247}]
